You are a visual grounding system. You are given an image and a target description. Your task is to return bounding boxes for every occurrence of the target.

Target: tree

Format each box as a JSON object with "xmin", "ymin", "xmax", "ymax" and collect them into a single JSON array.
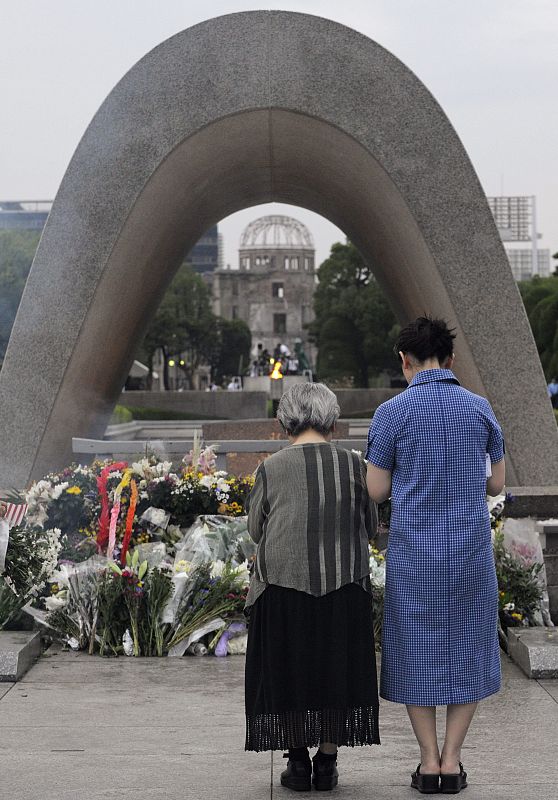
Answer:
[
  {"xmin": 518, "ymin": 275, "xmax": 558, "ymax": 378},
  {"xmin": 138, "ymin": 265, "xmax": 216, "ymax": 389},
  {"xmin": 309, "ymin": 241, "xmax": 398, "ymax": 387},
  {"xmin": 207, "ymin": 318, "xmax": 252, "ymax": 385},
  {"xmin": 0, "ymin": 230, "xmax": 40, "ymax": 366}
]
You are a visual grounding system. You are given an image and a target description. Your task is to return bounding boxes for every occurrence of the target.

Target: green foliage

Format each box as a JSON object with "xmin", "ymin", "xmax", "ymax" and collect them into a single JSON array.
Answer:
[
  {"xmin": 518, "ymin": 275, "xmax": 558, "ymax": 378},
  {"xmin": 138, "ymin": 264, "xmax": 216, "ymax": 389},
  {"xmin": 493, "ymin": 529, "xmax": 543, "ymax": 626},
  {"xmin": 0, "ymin": 230, "xmax": 40, "ymax": 365},
  {"xmin": 309, "ymin": 242, "xmax": 399, "ymax": 387},
  {"xmin": 138, "ymin": 263, "xmax": 251, "ymax": 388},
  {"xmin": 207, "ymin": 317, "xmax": 252, "ymax": 383},
  {"xmin": 109, "ymin": 405, "xmax": 133, "ymax": 425},
  {"xmin": 122, "ymin": 406, "xmax": 224, "ymax": 421}
]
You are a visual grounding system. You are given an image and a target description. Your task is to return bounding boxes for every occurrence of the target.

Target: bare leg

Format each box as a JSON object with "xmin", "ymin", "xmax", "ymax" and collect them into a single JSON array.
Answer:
[
  {"xmin": 406, "ymin": 705, "xmax": 440, "ymax": 774},
  {"xmin": 441, "ymin": 702, "xmax": 477, "ymax": 774},
  {"xmin": 318, "ymin": 742, "xmax": 338, "ymax": 755}
]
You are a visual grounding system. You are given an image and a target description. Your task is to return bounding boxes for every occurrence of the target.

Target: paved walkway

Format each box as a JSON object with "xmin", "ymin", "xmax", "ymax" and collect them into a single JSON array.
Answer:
[{"xmin": 0, "ymin": 648, "xmax": 557, "ymax": 800}]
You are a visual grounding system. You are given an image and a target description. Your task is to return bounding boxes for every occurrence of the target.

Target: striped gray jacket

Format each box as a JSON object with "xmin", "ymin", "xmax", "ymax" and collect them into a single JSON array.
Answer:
[{"xmin": 245, "ymin": 441, "xmax": 377, "ymax": 608}]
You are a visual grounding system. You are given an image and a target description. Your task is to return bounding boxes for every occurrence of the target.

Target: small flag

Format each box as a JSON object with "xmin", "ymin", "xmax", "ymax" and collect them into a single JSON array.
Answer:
[{"xmin": 4, "ymin": 503, "xmax": 28, "ymax": 528}]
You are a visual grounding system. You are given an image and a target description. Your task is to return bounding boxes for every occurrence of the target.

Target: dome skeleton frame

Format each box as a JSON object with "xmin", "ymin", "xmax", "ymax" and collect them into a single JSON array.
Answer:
[{"xmin": 240, "ymin": 214, "xmax": 315, "ymax": 250}]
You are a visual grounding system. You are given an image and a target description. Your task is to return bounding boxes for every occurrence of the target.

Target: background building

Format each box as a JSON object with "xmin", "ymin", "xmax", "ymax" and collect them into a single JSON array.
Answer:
[
  {"xmin": 183, "ymin": 224, "xmax": 219, "ymax": 283},
  {"xmin": 0, "ymin": 201, "xmax": 219, "ymax": 277},
  {"xmin": 212, "ymin": 215, "xmax": 317, "ymax": 364},
  {"xmin": 506, "ymin": 249, "xmax": 551, "ymax": 282},
  {"xmin": 487, "ymin": 195, "xmax": 551, "ymax": 280},
  {"xmin": 0, "ymin": 200, "xmax": 51, "ymax": 229}
]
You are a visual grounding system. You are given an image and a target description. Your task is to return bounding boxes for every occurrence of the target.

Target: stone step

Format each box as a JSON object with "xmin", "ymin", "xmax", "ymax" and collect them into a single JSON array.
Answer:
[
  {"xmin": 508, "ymin": 627, "xmax": 558, "ymax": 679},
  {"xmin": 0, "ymin": 631, "xmax": 41, "ymax": 682}
]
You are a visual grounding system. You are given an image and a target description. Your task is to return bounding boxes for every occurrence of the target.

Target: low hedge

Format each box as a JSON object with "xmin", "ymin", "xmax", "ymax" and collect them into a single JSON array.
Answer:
[
  {"xmin": 109, "ymin": 405, "xmax": 133, "ymax": 425},
  {"xmin": 121, "ymin": 406, "xmax": 224, "ymax": 421}
]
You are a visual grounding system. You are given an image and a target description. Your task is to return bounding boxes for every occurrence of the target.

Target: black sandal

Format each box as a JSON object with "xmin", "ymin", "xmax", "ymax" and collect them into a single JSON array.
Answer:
[
  {"xmin": 411, "ymin": 764, "xmax": 440, "ymax": 794},
  {"xmin": 440, "ymin": 763, "xmax": 468, "ymax": 794}
]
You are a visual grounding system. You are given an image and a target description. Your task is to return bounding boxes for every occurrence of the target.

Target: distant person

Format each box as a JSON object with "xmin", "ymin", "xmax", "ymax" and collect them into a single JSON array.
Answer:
[
  {"xmin": 227, "ymin": 378, "xmax": 240, "ymax": 391},
  {"xmin": 249, "ymin": 361, "xmax": 259, "ymax": 378},
  {"xmin": 287, "ymin": 355, "xmax": 299, "ymax": 375},
  {"xmin": 366, "ymin": 317, "xmax": 505, "ymax": 794},
  {"xmin": 294, "ymin": 338, "xmax": 311, "ymax": 373},
  {"xmin": 547, "ymin": 377, "xmax": 558, "ymax": 409},
  {"xmin": 279, "ymin": 342, "xmax": 291, "ymax": 357},
  {"xmin": 260, "ymin": 349, "xmax": 271, "ymax": 374}
]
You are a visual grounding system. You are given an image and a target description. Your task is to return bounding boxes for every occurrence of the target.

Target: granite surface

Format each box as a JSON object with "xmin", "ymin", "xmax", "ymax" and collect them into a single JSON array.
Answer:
[
  {"xmin": 0, "ymin": 11, "xmax": 556, "ymax": 487},
  {"xmin": 118, "ymin": 390, "xmax": 268, "ymax": 420},
  {"xmin": 0, "ymin": 647, "xmax": 556, "ymax": 799},
  {"xmin": 508, "ymin": 627, "xmax": 558, "ymax": 679},
  {"xmin": 0, "ymin": 631, "xmax": 41, "ymax": 682}
]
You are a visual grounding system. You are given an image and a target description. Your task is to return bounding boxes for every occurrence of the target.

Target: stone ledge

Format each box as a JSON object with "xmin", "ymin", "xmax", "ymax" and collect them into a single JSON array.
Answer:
[
  {"xmin": 0, "ymin": 631, "xmax": 41, "ymax": 682},
  {"xmin": 506, "ymin": 487, "xmax": 558, "ymax": 518},
  {"xmin": 508, "ymin": 627, "xmax": 558, "ymax": 679}
]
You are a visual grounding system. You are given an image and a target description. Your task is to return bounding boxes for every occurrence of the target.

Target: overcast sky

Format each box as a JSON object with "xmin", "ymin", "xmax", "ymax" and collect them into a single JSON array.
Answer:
[{"xmin": 1, "ymin": 0, "xmax": 556, "ymax": 267}]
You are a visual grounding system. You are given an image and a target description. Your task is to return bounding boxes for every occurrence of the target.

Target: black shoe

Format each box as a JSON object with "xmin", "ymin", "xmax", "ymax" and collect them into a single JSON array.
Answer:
[
  {"xmin": 440, "ymin": 764, "xmax": 467, "ymax": 794},
  {"xmin": 312, "ymin": 752, "xmax": 339, "ymax": 792},
  {"xmin": 411, "ymin": 764, "xmax": 440, "ymax": 794},
  {"xmin": 280, "ymin": 753, "xmax": 311, "ymax": 792}
]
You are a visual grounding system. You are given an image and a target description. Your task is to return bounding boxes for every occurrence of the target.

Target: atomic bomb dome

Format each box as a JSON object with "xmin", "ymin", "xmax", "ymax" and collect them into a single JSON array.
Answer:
[
  {"xmin": 240, "ymin": 215, "xmax": 314, "ymax": 250},
  {"xmin": 213, "ymin": 212, "xmax": 317, "ymax": 361}
]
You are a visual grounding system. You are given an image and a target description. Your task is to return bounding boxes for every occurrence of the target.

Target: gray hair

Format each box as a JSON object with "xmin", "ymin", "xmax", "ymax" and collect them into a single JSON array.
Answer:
[{"xmin": 277, "ymin": 382, "xmax": 340, "ymax": 436}]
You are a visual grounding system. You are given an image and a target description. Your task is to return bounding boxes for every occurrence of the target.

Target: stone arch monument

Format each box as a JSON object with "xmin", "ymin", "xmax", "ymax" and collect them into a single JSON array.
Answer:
[{"xmin": 1, "ymin": 11, "xmax": 557, "ymax": 487}]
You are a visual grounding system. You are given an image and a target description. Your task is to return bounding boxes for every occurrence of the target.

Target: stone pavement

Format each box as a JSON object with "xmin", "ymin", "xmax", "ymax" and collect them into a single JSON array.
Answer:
[{"xmin": 0, "ymin": 648, "xmax": 557, "ymax": 800}]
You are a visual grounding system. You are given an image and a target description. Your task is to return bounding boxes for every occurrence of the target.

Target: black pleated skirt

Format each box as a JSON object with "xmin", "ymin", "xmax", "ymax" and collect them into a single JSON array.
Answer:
[{"xmin": 245, "ymin": 582, "xmax": 380, "ymax": 752}]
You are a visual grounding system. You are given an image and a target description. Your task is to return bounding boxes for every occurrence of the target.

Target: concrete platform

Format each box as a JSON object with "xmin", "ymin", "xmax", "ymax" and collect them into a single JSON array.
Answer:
[
  {"xmin": 0, "ymin": 631, "xmax": 41, "ymax": 682},
  {"xmin": 0, "ymin": 648, "xmax": 557, "ymax": 799},
  {"xmin": 508, "ymin": 627, "xmax": 558, "ymax": 678}
]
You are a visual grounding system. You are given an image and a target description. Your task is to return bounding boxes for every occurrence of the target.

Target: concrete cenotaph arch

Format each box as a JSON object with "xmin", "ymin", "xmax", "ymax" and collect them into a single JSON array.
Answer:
[{"xmin": 1, "ymin": 11, "xmax": 557, "ymax": 488}]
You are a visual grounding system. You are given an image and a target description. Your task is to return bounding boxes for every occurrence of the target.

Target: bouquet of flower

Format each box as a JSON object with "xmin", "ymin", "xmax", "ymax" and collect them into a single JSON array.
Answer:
[
  {"xmin": 494, "ymin": 528, "xmax": 543, "ymax": 630},
  {"xmin": 0, "ymin": 523, "xmax": 62, "ymax": 628},
  {"xmin": 369, "ymin": 545, "xmax": 386, "ymax": 647},
  {"xmin": 165, "ymin": 561, "xmax": 249, "ymax": 652}
]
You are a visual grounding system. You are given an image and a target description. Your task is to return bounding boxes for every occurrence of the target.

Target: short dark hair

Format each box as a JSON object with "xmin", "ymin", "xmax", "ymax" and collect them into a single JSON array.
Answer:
[{"xmin": 395, "ymin": 316, "xmax": 456, "ymax": 364}]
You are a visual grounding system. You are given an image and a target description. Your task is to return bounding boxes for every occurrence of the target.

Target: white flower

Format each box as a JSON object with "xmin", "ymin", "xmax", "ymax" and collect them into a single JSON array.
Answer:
[
  {"xmin": 44, "ymin": 593, "xmax": 68, "ymax": 611},
  {"xmin": 503, "ymin": 602, "xmax": 515, "ymax": 612},
  {"xmin": 51, "ymin": 482, "xmax": 69, "ymax": 500},
  {"xmin": 50, "ymin": 563, "xmax": 72, "ymax": 588},
  {"xmin": 122, "ymin": 630, "xmax": 134, "ymax": 656},
  {"xmin": 67, "ymin": 637, "xmax": 80, "ymax": 651},
  {"xmin": 234, "ymin": 561, "xmax": 250, "ymax": 587},
  {"xmin": 175, "ymin": 559, "xmax": 193, "ymax": 574},
  {"xmin": 215, "ymin": 477, "xmax": 230, "ymax": 495},
  {"xmin": 210, "ymin": 560, "xmax": 226, "ymax": 578},
  {"xmin": 199, "ymin": 475, "xmax": 215, "ymax": 489}
]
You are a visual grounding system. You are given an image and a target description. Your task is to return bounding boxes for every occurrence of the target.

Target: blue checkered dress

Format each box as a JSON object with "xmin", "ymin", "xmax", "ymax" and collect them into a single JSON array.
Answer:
[{"xmin": 365, "ymin": 369, "xmax": 504, "ymax": 706}]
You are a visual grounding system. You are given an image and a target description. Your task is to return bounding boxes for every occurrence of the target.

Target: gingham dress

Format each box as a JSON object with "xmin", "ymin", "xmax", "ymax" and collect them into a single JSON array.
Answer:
[{"xmin": 365, "ymin": 368, "xmax": 505, "ymax": 706}]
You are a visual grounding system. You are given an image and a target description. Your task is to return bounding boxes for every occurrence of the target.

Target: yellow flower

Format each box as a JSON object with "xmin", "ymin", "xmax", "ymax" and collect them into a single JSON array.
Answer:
[
  {"xmin": 511, "ymin": 612, "xmax": 523, "ymax": 621},
  {"xmin": 66, "ymin": 486, "xmax": 82, "ymax": 495}
]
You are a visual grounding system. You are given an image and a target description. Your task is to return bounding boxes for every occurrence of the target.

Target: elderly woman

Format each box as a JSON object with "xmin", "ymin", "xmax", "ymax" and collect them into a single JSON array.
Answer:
[
  {"xmin": 366, "ymin": 317, "xmax": 505, "ymax": 795},
  {"xmin": 244, "ymin": 382, "xmax": 380, "ymax": 792}
]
